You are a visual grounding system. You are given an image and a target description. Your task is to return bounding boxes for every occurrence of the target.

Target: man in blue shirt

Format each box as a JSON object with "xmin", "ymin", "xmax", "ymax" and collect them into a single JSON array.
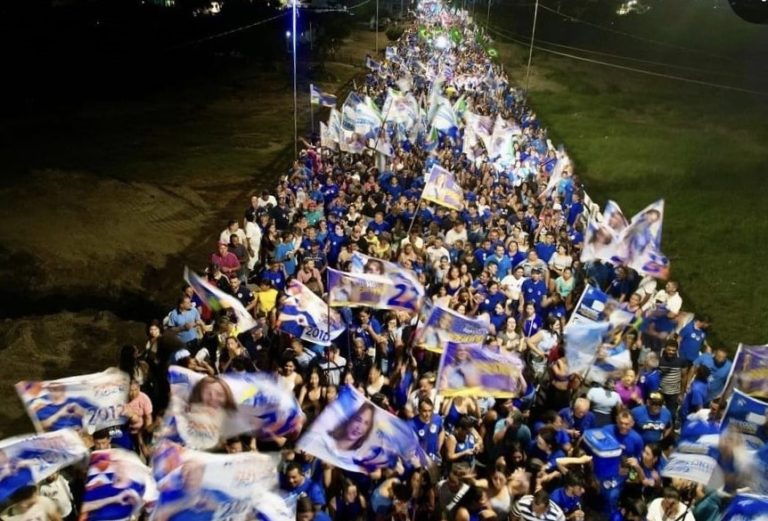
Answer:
[
  {"xmin": 484, "ymin": 244, "xmax": 512, "ymax": 278},
  {"xmin": 681, "ymin": 365, "xmax": 710, "ymax": 419},
  {"xmin": 534, "ymin": 232, "xmax": 557, "ymax": 264},
  {"xmin": 631, "ymin": 392, "xmax": 672, "ymax": 445},
  {"xmin": 521, "ymin": 268, "xmax": 547, "ymax": 311},
  {"xmin": 678, "ymin": 315, "xmax": 710, "ymax": 365},
  {"xmin": 260, "ymin": 260, "xmax": 287, "ymax": 292},
  {"xmin": 692, "ymin": 348, "xmax": 732, "ymax": 402},
  {"xmin": 409, "ymin": 398, "xmax": 444, "ymax": 463},
  {"xmin": 367, "ymin": 212, "xmax": 391, "ymax": 236},
  {"xmin": 167, "ymin": 295, "xmax": 204, "ymax": 350},
  {"xmin": 550, "ymin": 473, "xmax": 586, "ymax": 519},
  {"xmin": 638, "ymin": 352, "xmax": 662, "ymax": 397},
  {"xmin": 282, "ymin": 462, "xmax": 326, "ymax": 511},
  {"xmin": 559, "ymin": 397, "xmax": 595, "ymax": 440},
  {"xmin": 604, "ymin": 410, "xmax": 644, "ymax": 461}
]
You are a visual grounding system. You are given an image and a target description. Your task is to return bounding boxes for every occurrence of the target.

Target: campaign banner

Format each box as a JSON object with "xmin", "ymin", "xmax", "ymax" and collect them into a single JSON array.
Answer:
[
  {"xmin": 0, "ymin": 429, "xmax": 89, "ymax": 503},
  {"xmin": 617, "ymin": 199, "xmax": 667, "ymax": 277},
  {"xmin": 152, "ymin": 442, "xmax": 287, "ymax": 521},
  {"xmin": 720, "ymin": 388, "xmax": 768, "ymax": 448},
  {"xmin": 564, "ymin": 320, "xmax": 611, "ymax": 381},
  {"xmin": 185, "ymin": 267, "xmax": 258, "ymax": 332},
  {"xmin": 162, "ymin": 367, "xmax": 304, "ymax": 449},
  {"xmin": 415, "ymin": 304, "xmax": 490, "ymax": 353},
  {"xmin": 567, "ymin": 284, "xmax": 635, "ymax": 330},
  {"xmin": 278, "ymin": 279, "xmax": 346, "ymax": 346},
  {"xmin": 724, "ymin": 344, "xmax": 768, "ymax": 400},
  {"xmin": 422, "ymin": 164, "xmax": 464, "ymax": 211},
  {"xmin": 350, "ymin": 251, "xmax": 424, "ymax": 298},
  {"xmin": 721, "ymin": 494, "xmax": 768, "ymax": 521},
  {"xmin": 437, "ymin": 342, "xmax": 525, "ymax": 398},
  {"xmin": 297, "ymin": 385, "xmax": 428, "ymax": 474},
  {"xmin": 81, "ymin": 449, "xmax": 158, "ymax": 521},
  {"xmin": 327, "ymin": 268, "xmax": 421, "ymax": 312},
  {"xmin": 661, "ymin": 452, "xmax": 723, "ymax": 489},
  {"xmin": 16, "ymin": 368, "xmax": 130, "ymax": 434}
]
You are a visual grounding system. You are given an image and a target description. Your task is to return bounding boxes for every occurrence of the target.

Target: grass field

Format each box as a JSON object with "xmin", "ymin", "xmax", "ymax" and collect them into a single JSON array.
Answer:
[{"xmin": 491, "ymin": 33, "xmax": 768, "ymax": 350}]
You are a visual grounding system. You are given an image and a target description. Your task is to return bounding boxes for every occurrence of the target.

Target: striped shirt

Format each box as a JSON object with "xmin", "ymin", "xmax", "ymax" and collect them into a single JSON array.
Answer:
[
  {"xmin": 512, "ymin": 495, "xmax": 566, "ymax": 521},
  {"xmin": 659, "ymin": 354, "xmax": 686, "ymax": 395}
]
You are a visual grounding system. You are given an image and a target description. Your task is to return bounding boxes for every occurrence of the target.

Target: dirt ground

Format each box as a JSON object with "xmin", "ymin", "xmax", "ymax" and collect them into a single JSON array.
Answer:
[{"xmin": 0, "ymin": 30, "xmax": 381, "ymax": 437}]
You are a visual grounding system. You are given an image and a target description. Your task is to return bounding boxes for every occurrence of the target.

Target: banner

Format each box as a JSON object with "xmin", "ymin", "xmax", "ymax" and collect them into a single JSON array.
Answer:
[
  {"xmin": 309, "ymin": 84, "xmax": 337, "ymax": 107},
  {"xmin": 365, "ymin": 56, "xmax": 382, "ymax": 72},
  {"xmin": 720, "ymin": 388, "xmax": 768, "ymax": 449},
  {"xmin": 328, "ymin": 268, "xmax": 422, "ymax": 312},
  {"xmin": 416, "ymin": 304, "xmax": 490, "ymax": 353},
  {"xmin": 724, "ymin": 344, "xmax": 768, "ymax": 400},
  {"xmin": 81, "ymin": 449, "xmax": 158, "ymax": 521},
  {"xmin": 184, "ymin": 267, "xmax": 258, "ymax": 332},
  {"xmin": 422, "ymin": 164, "xmax": 464, "ymax": 211},
  {"xmin": 721, "ymin": 494, "xmax": 768, "ymax": 521},
  {"xmin": 278, "ymin": 279, "xmax": 345, "ymax": 346},
  {"xmin": 568, "ymin": 283, "xmax": 635, "ymax": 330},
  {"xmin": 319, "ymin": 122, "xmax": 336, "ymax": 150},
  {"xmin": 619, "ymin": 199, "xmax": 670, "ymax": 279},
  {"xmin": 341, "ymin": 92, "xmax": 362, "ymax": 132},
  {"xmin": 661, "ymin": 452, "xmax": 723, "ymax": 489},
  {"xmin": 354, "ymin": 96, "xmax": 383, "ymax": 138},
  {"xmin": 437, "ymin": 342, "xmax": 525, "ymax": 398},
  {"xmin": 16, "ymin": 368, "xmax": 130, "ymax": 434},
  {"xmin": 297, "ymin": 385, "xmax": 428, "ymax": 473},
  {"xmin": 152, "ymin": 442, "xmax": 289, "ymax": 521},
  {"xmin": 162, "ymin": 367, "xmax": 304, "ymax": 449},
  {"xmin": 564, "ymin": 320, "xmax": 611, "ymax": 381},
  {"xmin": 0, "ymin": 429, "xmax": 88, "ymax": 503},
  {"xmin": 350, "ymin": 251, "xmax": 424, "ymax": 297}
]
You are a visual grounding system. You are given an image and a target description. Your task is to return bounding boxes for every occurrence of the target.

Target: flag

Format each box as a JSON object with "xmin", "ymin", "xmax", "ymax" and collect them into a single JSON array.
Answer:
[
  {"xmin": 437, "ymin": 342, "xmax": 525, "ymax": 398},
  {"xmin": 0, "ymin": 429, "xmax": 88, "ymax": 503},
  {"xmin": 152, "ymin": 442, "xmax": 288, "ymax": 521},
  {"xmin": 349, "ymin": 252, "xmax": 423, "ymax": 296},
  {"xmin": 722, "ymin": 495, "xmax": 768, "ymax": 521},
  {"xmin": 422, "ymin": 125, "xmax": 439, "ymax": 152},
  {"xmin": 16, "ymin": 368, "xmax": 130, "ymax": 434},
  {"xmin": 354, "ymin": 96, "xmax": 383, "ymax": 138},
  {"xmin": 81, "ymin": 449, "xmax": 158, "ymax": 521},
  {"xmin": 563, "ymin": 320, "xmax": 611, "ymax": 381},
  {"xmin": 296, "ymin": 385, "xmax": 429, "ymax": 473},
  {"xmin": 309, "ymin": 84, "xmax": 337, "ymax": 107},
  {"xmin": 539, "ymin": 153, "xmax": 571, "ymax": 201},
  {"xmin": 365, "ymin": 56, "xmax": 382, "ymax": 72},
  {"xmin": 618, "ymin": 199, "xmax": 670, "ymax": 279},
  {"xmin": 327, "ymin": 268, "xmax": 422, "ymax": 312},
  {"xmin": 278, "ymin": 279, "xmax": 345, "ymax": 346},
  {"xmin": 724, "ymin": 344, "xmax": 768, "ymax": 399},
  {"xmin": 422, "ymin": 164, "xmax": 464, "ymax": 211},
  {"xmin": 452, "ymin": 94, "xmax": 468, "ymax": 119},
  {"xmin": 319, "ymin": 122, "xmax": 336, "ymax": 150},
  {"xmin": 415, "ymin": 304, "xmax": 490, "ymax": 353},
  {"xmin": 328, "ymin": 107, "xmax": 343, "ymax": 141},
  {"xmin": 430, "ymin": 97, "xmax": 458, "ymax": 133},
  {"xmin": 385, "ymin": 46, "xmax": 399, "ymax": 62},
  {"xmin": 184, "ymin": 267, "xmax": 258, "ymax": 332},
  {"xmin": 568, "ymin": 284, "xmax": 634, "ymax": 330},
  {"xmin": 721, "ymin": 388, "xmax": 768, "ymax": 448},
  {"xmin": 341, "ymin": 92, "xmax": 362, "ymax": 132}
]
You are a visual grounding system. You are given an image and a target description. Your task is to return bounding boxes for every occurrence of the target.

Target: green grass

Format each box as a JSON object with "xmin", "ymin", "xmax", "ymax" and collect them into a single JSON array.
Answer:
[{"xmin": 496, "ymin": 42, "xmax": 768, "ymax": 350}]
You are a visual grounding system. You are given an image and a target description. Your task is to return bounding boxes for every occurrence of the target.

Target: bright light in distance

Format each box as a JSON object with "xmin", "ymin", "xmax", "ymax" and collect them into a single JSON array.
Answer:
[
  {"xmin": 434, "ymin": 34, "xmax": 450, "ymax": 50},
  {"xmin": 286, "ymin": 31, "xmax": 292, "ymax": 37}
]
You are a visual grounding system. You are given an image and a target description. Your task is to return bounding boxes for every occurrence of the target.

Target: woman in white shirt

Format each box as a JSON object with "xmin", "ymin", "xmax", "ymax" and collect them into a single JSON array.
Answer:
[{"xmin": 586, "ymin": 378, "xmax": 622, "ymax": 427}]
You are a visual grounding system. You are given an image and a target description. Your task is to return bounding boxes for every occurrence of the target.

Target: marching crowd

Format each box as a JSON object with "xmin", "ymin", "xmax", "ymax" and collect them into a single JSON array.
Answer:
[{"xmin": 2, "ymin": 3, "xmax": 758, "ymax": 521}]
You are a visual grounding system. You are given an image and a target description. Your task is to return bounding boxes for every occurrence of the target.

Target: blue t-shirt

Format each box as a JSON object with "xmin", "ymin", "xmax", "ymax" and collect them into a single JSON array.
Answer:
[
  {"xmin": 409, "ymin": 415, "xmax": 443, "ymax": 458},
  {"xmin": 681, "ymin": 380, "xmax": 709, "ymax": 418},
  {"xmin": 693, "ymin": 353, "xmax": 732, "ymax": 401},
  {"xmin": 168, "ymin": 307, "xmax": 201, "ymax": 343},
  {"xmin": 638, "ymin": 369, "xmax": 662, "ymax": 397},
  {"xmin": 631, "ymin": 405, "xmax": 672, "ymax": 444},
  {"xmin": 604, "ymin": 425, "xmax": 644, "ymax": 460},
  {"xmin": 286, "ymin": 477, "xmax": 326, "ymax": 506},
  {"xmin": 559, "ymin": 407, "xmax": 595, "ymax": 437},
  {"xmin": 550, "ymin": 487, "xmax": 582, "ymax": 514},
  {"xmin": 679, "ymin": 321, "xmax": 707, "ymax": 363}
]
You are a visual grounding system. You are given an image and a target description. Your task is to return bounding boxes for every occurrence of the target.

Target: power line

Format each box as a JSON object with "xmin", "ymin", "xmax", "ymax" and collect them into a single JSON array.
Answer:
[
  {"xmin": 535, "ymin": 2, "xmax": 731, "ymax": 62},
  {"xmin": 483, "ymin": 25, "xmax": 768, "ymax": 97},
  {"xmin": 485, "ymin": 22, "xmax": 761, "ymax": 83},
  {"xmin": 168, "ymin": 11, "xmax": 288, "ymax": 50}
]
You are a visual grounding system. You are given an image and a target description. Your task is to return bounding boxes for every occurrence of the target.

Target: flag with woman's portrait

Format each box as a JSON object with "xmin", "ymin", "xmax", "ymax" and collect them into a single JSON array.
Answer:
[
  {"xmin": 296, "ymin": 385, "xmax": 429, "ymax": 474},
  {"xmin": 327, "ymin": 268, "xmax": 422, "ymax": 312},
  {"xmin": 278, "ymin": 279, "xmax": 346, "ymax": 346},
  {"xmin": 415, "ymin": 304, "xmax": 490, "ymax": 353},
  {"xmin": 422, "ymin": 164, "xmax": 464, "ymax": 211},
  {"xmin": 437, "ymin": 342, "xmax": 526, "ymax": 398}
]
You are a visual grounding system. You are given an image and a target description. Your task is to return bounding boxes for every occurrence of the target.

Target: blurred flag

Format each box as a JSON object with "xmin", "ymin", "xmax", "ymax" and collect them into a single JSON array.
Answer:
[
  {"xmin": 184, "ymin": 267, "xmax": 258, "ymax": 332},
  {"xmin": 365, "ymin": 56, "xmax": 383, "ymax": 72},
  {"xmin": 0, "ymin": 429, "xmax": 88, "ymax": 503},
  {"xmin": 297, "ymin": 385, "xmax": 428, "ymax": 473},
  {"xmin": 341, "ymin": 92, "xmax": 362, "ymax": 132},
  {"xmin": 355, "ymin": 96, "xmax": 383, "ymax": 138},
  {"xmin": 309, "ymin": 84, "xmax": 337, "ymax": 107},
  {"xmin": 721, "ymin": 494, "xmax": 768, "ymax": 521},
  {"xmin": 724, "ymin": 344, "xmax": 768, "ymax": 399},
  {"xmin": 415, "ymin": 304, "xmax": 490, "ymax": 353},
  {"xmin": 81, "ymin": 449, "xmax": 157, "ymax": 521},
  {"xmin": 319, "ymin": 122, "xmax": 336, "ymax": 150},
  {"xmin": 422, "ymin": 164, "xmax": 464, "ymax": 211},
  {"xmin": 278, "ymin": 279, "xmax": 345, "ymax": 346},
  {"xmin": 661, "ymin": 452, "xmax": 724, "ymax": 489},
  {"xmin": 618, "ymin": 199, "xmax": 670, "ymax": 279},
  {"xmin": 437, "ymin": 342, "xmax": 525, "ymax": 398},
  {"xmin": 16, "ymin": 368, "xmax": 130, "ymax": 434},
  {"xmin": 327, "ymin": 268, "xmax": 422, "ymax": 312},
  {"xmin": 564, "ymin": 320, "xmax": 611, "ymax": 381},
  {"xmin": 721, "ymin": 389, "xmax": 768, "ymax": 448}
]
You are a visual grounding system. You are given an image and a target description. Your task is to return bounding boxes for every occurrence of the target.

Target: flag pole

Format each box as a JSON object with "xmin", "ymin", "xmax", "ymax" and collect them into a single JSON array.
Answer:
[
  {"xmin": 524, "ymin": 0, "xmax": 540, "ymax": 93},
  {"xmin": 292, "ymin": 0, "xmax": 299, "ymax": 158}
]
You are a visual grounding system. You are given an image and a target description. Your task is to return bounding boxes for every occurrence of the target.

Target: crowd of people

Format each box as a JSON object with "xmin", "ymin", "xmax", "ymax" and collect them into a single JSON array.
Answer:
[{"xmin": 2, "ymin": 2, "xmax": 760, "ymax": 521}]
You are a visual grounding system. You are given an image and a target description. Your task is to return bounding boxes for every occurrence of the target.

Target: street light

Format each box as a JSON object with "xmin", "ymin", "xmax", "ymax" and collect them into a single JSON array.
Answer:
[{"xmin": 285, "ymin": 30, "xmax": 291, "ymax": 52}]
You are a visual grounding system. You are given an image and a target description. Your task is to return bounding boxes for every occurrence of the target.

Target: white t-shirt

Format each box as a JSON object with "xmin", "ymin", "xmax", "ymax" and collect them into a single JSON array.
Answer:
[
  {"xmin": 587, "ymin": 387, "xmax": 622, "ymax": 415},
  {"xmin": 644, "ymin": 289, "xmax": 682, "ymax": 315},
  {"xmin": 38, "ymin": 476, "xmax": 73, "ymax": 517},
  {"xmin": 500, "ymin": 274, "xmax": 527, "ymax": 300},
  {"xmin": 219, "ymin": 228, "xmax": 247, "ymax": 246},
  {"xmin": 646, "ymin": 498, "xmax": 695, "ymax": 521},
  {"xmin": 444, "ymin": 228, "xmax": 468, "ymax": 247}
]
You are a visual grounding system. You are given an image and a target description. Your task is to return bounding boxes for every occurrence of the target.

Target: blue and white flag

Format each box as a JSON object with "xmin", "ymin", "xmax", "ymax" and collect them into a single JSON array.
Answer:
[
  {"xmin": 365, "ymin": 56, "xmax": 383, "ymax": 72},
  {"xmin": 16, "ymin": 368, "xmax": 130, "ymax": 434},
  {"xmin": 319, "ymin": 122, "xmax": 336, "ymax": 150},
  {"xmin": 297, "ymin": 385, "xmax": 429, "ymax": 474},
  {"xmin": 661, "ymin": 452, "xmax": 724, "ymax": 489},
  {"xmin": 152, "ymin": 442, "xmax": 290, "ymax": 521},
  {"xmin": 721, "ymin": 389, "xmax": 768, "ymax": 448},
  {"xmin": 350, "ymin": 252, "xmax": 423, "ymax": 292},
  {"xmin": 355, "ymin": 96, "xmax": 383, "ymax": 138},
  {"xmin": 278, "ymin": 279, "xmax": 346, "ymax": 346},
  {"xmin": 185, "ymin": 267, "xmax": 258, "ymax": 332},
  {"xmin": 385, "ymin": 46, "xmax": 399, "ymax": 62},
  {"xmin": 328, "ymin": 107, "xmax": 343, "ymax": 141},
  {"xmin": 310, "ymin": 84, "xmax": 337, "ymax": 107},
  {"xmin": 341, "ymin": 92, "xmax": 362, "ymax": 132},
  {"xmin": 81, "ymin": 449, "xmax": 157, "ymax": 521},
  {"xmin": 327, "ymin": 268, "xmax": 422, "ymax": 312},
  {"xmin": 564, "ymin": 320, "xmax": 611, "ymax": 381},
  {"xmin": 416, "ymin": 304, "xmax": 490, "ymax": 353},
  {"xmin": 0, "ymin": 429, "xmax": 88, "ymax": 503},
  {"xmin": 618, "ymin": 199, "xmax": 670, "ymax": 279},
  {"xmin": 430, "ymin": 97, "xmax": 458, "ymax": 134},
  {"xmin": 568, "ymin": 284, "xmax": 634, "ymax": 330},
  {"xmin": 721, "ymin": 494, "xmax": 768, "ymax": 521},
  {"xmin": 725, "ymin": 344, "xmax": 768, "ymax": 400}
]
